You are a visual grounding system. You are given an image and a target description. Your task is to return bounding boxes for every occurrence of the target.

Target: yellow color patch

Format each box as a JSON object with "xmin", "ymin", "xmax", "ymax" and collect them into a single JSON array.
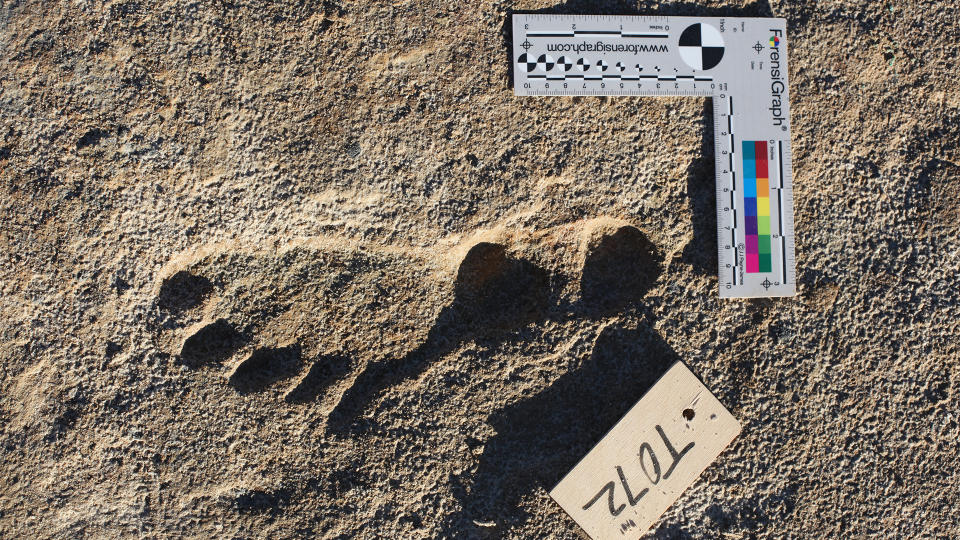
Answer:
[{"xmin": 758, "ymin": 197, "xmax": 770, "ymax": 216}]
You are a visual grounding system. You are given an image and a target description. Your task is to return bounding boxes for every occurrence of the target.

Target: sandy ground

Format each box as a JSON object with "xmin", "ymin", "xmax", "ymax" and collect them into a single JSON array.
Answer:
[{"xmin": 2, "ymin": 0, "xmax": 959, "ymax": 538}]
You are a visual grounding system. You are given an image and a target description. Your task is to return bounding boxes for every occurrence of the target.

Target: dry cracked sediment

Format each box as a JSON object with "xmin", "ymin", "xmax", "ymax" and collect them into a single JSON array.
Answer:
[{"xmin": 1, "ymin": 0, "xmax": 960, "ymax": 538}]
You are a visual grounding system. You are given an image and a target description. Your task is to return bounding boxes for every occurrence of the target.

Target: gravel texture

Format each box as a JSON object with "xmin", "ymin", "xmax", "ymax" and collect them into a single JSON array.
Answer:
[{"xmin": 1, "ymin": 0, "xmax": 959, "ymax": 538}]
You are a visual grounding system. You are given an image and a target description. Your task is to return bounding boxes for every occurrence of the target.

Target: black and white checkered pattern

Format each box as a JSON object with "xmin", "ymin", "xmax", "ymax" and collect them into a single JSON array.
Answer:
[
  {"xmin": 517, "ymin": 53, "xmax": 557, "ymax": 72},
  {"xmin": 576, "ymin": 57, "xmax": 590, "ymax": 72},
  {"xmin": 678, "ymin": 23, "xmax": 725, "ymax": 71},
  {"xmin": 615, "ymin": 62, "xmax": 627, "ymax": 72},
  {"xmin": 517, "ymin": 53, "xmax": 537, "ymax": 73},
  {"xmin": 536, "ymin": 54, "xmax": 555, "ymax": 72},
  {"xmin": 596, "ymin": 59, "xmax": 608, "ymax": 72},
  {"xmin": 556, "ymin": 56, "xmax": 574, "ymax": 71}
]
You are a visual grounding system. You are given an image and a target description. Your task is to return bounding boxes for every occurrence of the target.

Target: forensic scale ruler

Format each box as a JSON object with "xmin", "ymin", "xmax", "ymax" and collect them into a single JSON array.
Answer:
[{"xmin": 512, "ymin": 15, "xmax": 796, "ymax": 298}]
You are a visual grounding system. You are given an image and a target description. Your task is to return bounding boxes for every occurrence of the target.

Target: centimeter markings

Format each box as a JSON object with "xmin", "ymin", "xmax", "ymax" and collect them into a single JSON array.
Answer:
[
  {"xmin": 715, "ymin": 96, "xmax": 739, "ymax": 288},
  {"xmin": 525, "ymin": 75, "xmax": 714, "ymax": 81},
  {"xmin": 713, "ymin": 108, "xmax": 731, "ymax": 287},
  {"xmin": 519, "ymin": 14, "xmax": 669, "ymax": 22},
  {"xmin": 777, "ymin": 141, "xmax": 796, "ymax": 286},
  {"xmin": 527, "ymin": 30, "xmax": 668, "ymax": 38},
  {"xmin": 519, "ymin": 80, "xmax": 717, "ymax": 94},
  {"xmin": 526, "ymin": 88, "xmax": 714, "ymax": 97},
  {"xmin": 777, "ymin": 140, "xmax": 788, "ymax": 285},
  {"xmin": 729, "ymin": 97, "xmax": 737, "ymax": 288}
]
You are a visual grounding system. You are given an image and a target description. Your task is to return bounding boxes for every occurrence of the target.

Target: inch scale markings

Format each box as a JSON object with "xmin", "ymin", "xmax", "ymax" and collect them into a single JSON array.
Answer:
[{"xmin": 513, "ymin": 14, "xmax": 796, "ymax": 298}]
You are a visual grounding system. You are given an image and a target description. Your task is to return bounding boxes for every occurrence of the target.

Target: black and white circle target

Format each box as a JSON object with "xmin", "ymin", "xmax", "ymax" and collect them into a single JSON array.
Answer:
[
  {"xmin": 678, "ymin": 23, "xmax": 725, "ymax": 70},
  {"xmin": 516, "ymin": 53, "xmax": 556, "ymax": 72},
  {"xmin": 517, "ymin": 53, "xmax": 537, "ymax": 72},
  {"xmin": 536, "ymin": 54, "xmax": 555, "ymax": 71}
]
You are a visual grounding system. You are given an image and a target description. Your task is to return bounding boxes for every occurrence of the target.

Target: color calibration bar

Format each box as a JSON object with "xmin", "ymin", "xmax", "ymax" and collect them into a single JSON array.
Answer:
[{"xmin": 743, "ymin": 140, "xmax": 771, "ymax": 273}]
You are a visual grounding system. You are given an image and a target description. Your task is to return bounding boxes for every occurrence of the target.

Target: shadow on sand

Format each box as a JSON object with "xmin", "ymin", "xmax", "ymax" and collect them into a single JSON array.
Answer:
[
  {"xmin": 443, "ymin": 320, "xmax": 679, "ymax": 537},
  {"xmin": 325, "ymin": 242, "xmax": 552, "ymax": 433}
]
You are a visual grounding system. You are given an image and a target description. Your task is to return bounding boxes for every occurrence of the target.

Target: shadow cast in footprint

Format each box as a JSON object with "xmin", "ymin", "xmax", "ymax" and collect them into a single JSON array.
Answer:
[
  {"xmin": 158, "ymin": 270, "xmax": 214, "ymax": 313},
  {"xmin": 229, "ymin": 344, "xmax": 304, "ymax": 395},
  {"xmin": 179, "ymin": 319, "xmax": 245, "ymax": 368},
  {"xmin": 444, "ymin": 322, "xmax": 680, "ymax": 535},
  {"xmin": 580, "ymin": 225, "xmax": 663, "ymax": 317},
  {"xmin": 326, "ymin": 242, "xmax": 551, "ymax": 434},
  {"xmin": 284, "ymin": 354, "xmax": 353, "ymax": 404}
]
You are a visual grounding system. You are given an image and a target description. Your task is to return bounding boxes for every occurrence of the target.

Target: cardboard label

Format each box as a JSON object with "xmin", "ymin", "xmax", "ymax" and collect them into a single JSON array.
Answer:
[{"xmin": 550, "ymin": 362, "xmax": 740, "ymax": 539}]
